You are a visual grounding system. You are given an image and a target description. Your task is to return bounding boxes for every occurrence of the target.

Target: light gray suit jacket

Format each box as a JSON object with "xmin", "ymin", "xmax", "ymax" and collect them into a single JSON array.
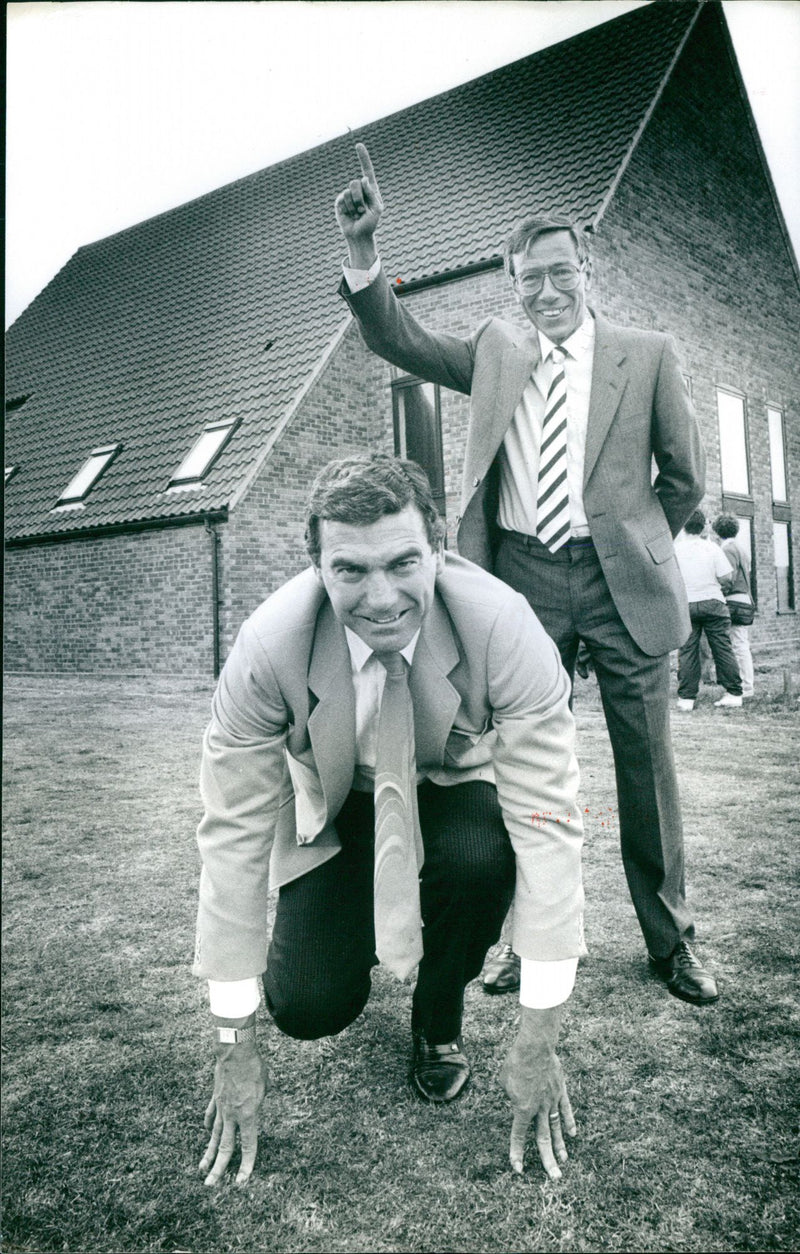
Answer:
[
  {"xmin": 342, "ymin": 270, "xmax": 705, "ymax": 656},
  {"xmin": 194, "ymin": 555, "xmax": 584, "ymax": 981}
]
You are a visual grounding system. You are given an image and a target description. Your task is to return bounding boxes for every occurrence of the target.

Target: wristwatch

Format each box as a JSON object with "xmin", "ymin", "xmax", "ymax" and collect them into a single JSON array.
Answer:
[{"xmin": 215, "ymin": 1024, "xmax": 257, "ymax": 1045}]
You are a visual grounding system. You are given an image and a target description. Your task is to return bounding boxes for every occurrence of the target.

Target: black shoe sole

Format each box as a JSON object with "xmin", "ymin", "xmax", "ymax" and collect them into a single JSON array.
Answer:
[
  {"xmin": 411, "ymin": 1070, "xmax": 471, "ymax": 1103},
  {"xmin": 665, "ymin": 982, "xmax": 719, "ymax": 1006},
  {"xmin": 482, "ymin": 981, "xmax": 521, "ymax": 996}
]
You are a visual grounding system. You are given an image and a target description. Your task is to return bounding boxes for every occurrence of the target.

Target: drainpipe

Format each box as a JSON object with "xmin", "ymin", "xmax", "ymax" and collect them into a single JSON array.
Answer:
[{"xmin": 204, "ymin": 517, "xmax": 221, "ymax": 678}]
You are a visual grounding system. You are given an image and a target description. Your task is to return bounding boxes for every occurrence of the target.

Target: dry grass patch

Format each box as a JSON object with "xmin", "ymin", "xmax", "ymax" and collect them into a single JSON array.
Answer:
[{"xmin": 2, "ymin": 673, "xmax": 799, "ymax": 1252}]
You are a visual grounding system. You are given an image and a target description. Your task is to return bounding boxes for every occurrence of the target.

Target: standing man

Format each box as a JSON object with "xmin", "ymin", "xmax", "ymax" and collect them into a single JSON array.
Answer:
[
  {"xmin": 195, "ymin": 453, "xmax": 586, "ymax": 1186},
  {"xmin": 334, "ymin": 143, "xmax": 717, "ymax": 1006}
]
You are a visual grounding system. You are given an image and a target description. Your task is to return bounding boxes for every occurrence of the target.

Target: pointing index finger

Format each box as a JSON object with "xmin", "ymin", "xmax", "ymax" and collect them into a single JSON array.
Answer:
[{"xmin": 356, "ymin": 142, "xmax": 379, "ymax": 192}]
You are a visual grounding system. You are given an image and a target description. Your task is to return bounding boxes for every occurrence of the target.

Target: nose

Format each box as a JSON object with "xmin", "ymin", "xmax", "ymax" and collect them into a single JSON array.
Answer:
[
  {"xmin": 539, "ymin": 272, "xmax": 560, "ymax": 299},
  {"xmin": 363, "ymin": 569, "xmax": 397, "ymax": 612}
]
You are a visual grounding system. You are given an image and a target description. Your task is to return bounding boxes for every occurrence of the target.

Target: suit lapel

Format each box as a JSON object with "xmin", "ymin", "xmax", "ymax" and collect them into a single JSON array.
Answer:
[
  {"xmin": 409, "ymin": 595, "xmax": 462, "ymax": 768},
  {"xmin": 307, "ymin": 600, "xmax": 356, "ymax": 822},
  {"xmin": 468, "ymin": 332, "xmax": 540, "ymax": 477},
  {"xmin": 583, "ymin": 315, "xmax": 628, "ymax": 487}
]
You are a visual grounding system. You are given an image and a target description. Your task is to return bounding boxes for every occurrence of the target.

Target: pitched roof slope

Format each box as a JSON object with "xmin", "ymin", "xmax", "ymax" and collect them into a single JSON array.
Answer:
[{"xmin": 6, "ymin": 1, "xmax": 699, "ymax": 540}]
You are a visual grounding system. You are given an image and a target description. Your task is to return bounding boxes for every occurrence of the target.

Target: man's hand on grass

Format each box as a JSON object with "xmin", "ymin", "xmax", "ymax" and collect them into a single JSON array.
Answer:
[
  {"xmin": 199, "ymin": 1042, "xmax": 268, "ymax": 1187},
  {"xmin": 499, "ymin": 1004, "xmax": 576, "ymax": 1180}
]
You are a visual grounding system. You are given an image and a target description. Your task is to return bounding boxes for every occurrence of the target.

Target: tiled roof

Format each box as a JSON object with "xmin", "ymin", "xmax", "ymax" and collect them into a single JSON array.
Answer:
[{"xmin": 5, "ymin": 1, "xmax": 700, "ymax": 540}]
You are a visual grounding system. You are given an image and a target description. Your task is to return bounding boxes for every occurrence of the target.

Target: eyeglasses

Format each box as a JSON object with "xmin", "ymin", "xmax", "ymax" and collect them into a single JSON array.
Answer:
[{"xmin": 514, "ymin": 263, "xmax": 584, "ymax": 295}]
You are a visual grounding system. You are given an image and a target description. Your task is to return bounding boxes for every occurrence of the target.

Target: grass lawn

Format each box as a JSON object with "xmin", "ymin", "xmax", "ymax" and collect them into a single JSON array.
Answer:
[{"xmin": 2, "ymin": 670, "xmax": 799, "ymax": 1253}]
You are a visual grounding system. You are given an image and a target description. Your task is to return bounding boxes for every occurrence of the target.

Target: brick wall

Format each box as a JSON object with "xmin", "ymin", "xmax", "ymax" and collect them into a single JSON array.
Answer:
[
  {"xmin": 592, "ymin": 2, "xmax": 800, "ymax": 647},
  {"xmin": 296, "ymin": 5, "xmax": 798, "ymax": 655},
  {"xmin": 218, "ymin": 324, "xmax": 390, "ymax": 655},
  {"xmin": 4, "ymin": 524, "xmax": 214, "ymax": 674},
  {"xmin": 5, "ymin": 6, "xmax": 797, "ymax": 675}
]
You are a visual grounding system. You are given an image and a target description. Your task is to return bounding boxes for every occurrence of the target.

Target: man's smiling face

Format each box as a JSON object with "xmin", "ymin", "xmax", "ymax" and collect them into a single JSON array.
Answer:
[
  {"xmin": 315, "ymin": 504, "xmax": 443, "ymax": 653},
  {"xmin": 512, "ymin": 229, "xmax": 590, "ymax": 344}
]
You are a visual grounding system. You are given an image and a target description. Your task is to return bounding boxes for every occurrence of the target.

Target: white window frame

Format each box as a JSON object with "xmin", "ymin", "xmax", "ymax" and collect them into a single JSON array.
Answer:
[
  {"xmin": 716, "ymin": 388, "xmax": 750, "ymax": 497},
  {"xmin": 55, "ymin": 444, "xmax": 122, "ymax": 506},
  {"xmin": 169, "ymin": 419, "xmax": 237, "ymax": 488},
  {"xmin": 767, "ymin": 406, "xmax": 788, "ymax": 504},
  {"xmin": 773, "ymin": 521, "xmax": 795, "ymax": 613}
]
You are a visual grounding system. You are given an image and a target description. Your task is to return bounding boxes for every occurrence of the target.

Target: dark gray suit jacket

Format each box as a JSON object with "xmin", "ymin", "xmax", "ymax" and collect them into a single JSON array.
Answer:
[{"xmin": 342, "ymin": 269, "xmax": 705, "ymax": 656}]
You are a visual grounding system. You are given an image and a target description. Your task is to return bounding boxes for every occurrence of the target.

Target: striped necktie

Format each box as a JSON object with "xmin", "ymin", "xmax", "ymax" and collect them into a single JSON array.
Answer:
[
  {"xmin": 372, "ymin": 651, "xmax": 424, "ymax": 980},
  {"xmin": 536, "ymin": 345, "xmax": 571, "ymax": 552}
]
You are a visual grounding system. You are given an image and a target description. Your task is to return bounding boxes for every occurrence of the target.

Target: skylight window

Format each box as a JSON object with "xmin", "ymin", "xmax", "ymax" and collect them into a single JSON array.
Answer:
[
  {"xmin": 169, "ymin": 419, "xmax": 237, "ymax": 487},
  {"xmin": 56, "ymin": 444, "xmax": 122, "ymax": 506}
]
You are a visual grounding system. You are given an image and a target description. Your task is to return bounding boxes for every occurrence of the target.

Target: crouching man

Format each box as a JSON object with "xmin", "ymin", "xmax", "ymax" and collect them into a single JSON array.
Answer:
[{"xmin": 194, "ymin": 452, "xmax": 586, "ymax": 1185}]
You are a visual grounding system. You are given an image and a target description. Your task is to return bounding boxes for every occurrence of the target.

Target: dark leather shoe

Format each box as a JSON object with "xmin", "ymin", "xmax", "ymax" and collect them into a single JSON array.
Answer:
[
  {"xmin": 482, "ymin": 943, "xmax": 521, "ymax": 995},
  {"xmin": 648, "ymin": 942, "xmax": 719, "ymax": 1005},
  {"xmin": 411, "ymin": 1032, "xmax": 471, "ymax": 1102}
]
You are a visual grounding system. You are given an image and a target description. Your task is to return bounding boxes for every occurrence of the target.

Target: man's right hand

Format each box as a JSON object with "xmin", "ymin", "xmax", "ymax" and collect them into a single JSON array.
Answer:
[
  {"xmin": 199, "ymin": 1042, "xmax": 268, "ymax": 1187},
  {"xmin": 334, "ymin": 142, "xmax": 383, "ymax": 268}
]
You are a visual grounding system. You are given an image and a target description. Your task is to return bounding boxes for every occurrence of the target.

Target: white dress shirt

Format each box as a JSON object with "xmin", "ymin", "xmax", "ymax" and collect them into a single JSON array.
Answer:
[{"xmin": 497, "ymin": 319, "xmax": 595, "ymax": 538}]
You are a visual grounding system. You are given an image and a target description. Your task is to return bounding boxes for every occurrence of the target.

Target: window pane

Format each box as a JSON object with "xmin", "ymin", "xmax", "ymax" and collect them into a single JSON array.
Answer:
[
  {"xmin": 396, "ymin": 382, "xmax": 444, "ymax": 496},
  {"xmin": 773, "ymin": 521, "xmax": 794, "ymax": 612},
  {"xmin": 717, "ymin": 391, "xmax": 749, "ymax": 495},
  {"xmin": 736, "ymin": 517, "xmax": 752, "ymax": 566},
  {"xmin": 767, "ymin": 408, "xmax": 788, "ymax": 502},
  {"xmin": 59, "ymin": 447, "xmax": 118, "ymax": 503},
  {"xmin": 739, "ymin": 517, "xmax": 756, "ymax": 603},
  {"xmin": 171, "ymin": 423, "xmax": 233, "ymax": 483}
]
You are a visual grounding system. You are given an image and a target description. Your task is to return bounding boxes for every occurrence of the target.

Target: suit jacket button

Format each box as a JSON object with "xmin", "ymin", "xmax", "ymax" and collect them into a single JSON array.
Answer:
[{"xmin": 472, "ymin": 476, "xmax": 481, "ymax": 487}]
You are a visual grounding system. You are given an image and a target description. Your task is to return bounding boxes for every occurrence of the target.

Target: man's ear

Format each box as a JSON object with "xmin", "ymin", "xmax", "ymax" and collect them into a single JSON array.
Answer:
[
  {"xmin": 434, "ymin": 544, "xmax": 445, "ymax": 577},
  {"xmin": 583, "ymin": 259, "xmax": 593, "ymax": 289},
  {"xmin": 313, "ymin": 563, "xmax": 325, "ymax": 586}
]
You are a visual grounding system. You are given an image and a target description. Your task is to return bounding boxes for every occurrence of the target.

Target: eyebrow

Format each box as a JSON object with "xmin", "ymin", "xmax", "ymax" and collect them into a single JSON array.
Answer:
[{"xmin": 330, "ymin": 546, "xmax": 423, "ymax": 572}]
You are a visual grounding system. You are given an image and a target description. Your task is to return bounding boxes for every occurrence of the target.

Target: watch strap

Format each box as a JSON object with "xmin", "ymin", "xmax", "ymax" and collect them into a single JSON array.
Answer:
[{"xmin": 215, "ymin": 1024, "xmax": 257, "ymax": 1045}]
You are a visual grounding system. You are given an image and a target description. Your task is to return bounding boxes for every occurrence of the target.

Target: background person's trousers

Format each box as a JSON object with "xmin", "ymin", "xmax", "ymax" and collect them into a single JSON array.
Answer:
[
  {"xmin": 678, "ymin": 599, "xmax": 742, "ymax": 699},
  {"xmin": 495, "ymin": 530, "xmax": 694, "ymax": 959},
  {"xmin": 729, "ymin": 624, "xmax": 754, "ymax": 696},
  {"xmin": 263, "ymin": 781, "xmax": 515, "ymax": 1045}
]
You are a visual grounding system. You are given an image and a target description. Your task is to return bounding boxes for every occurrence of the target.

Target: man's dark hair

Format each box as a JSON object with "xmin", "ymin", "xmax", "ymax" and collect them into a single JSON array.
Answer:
[
  {"xmin": 503, "ymin": 213, "xmax": 592, "ymax": 280},
  {"xmin": 305, "ymin": 453, "xmax": 445, "ymax": 565},
  {"xmin": 712, "ymin": 514, "xmax": 740, "ymax": 539},
  {"xmin": 684, "ymin": 509, "xmax": 706, "ymax": 536}
]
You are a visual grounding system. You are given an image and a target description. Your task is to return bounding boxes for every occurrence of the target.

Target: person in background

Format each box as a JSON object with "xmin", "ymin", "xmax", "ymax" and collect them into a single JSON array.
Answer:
[
  {"xmin": 674, "ymin": 510, "xmax": 742, "ymax": 710},
  {"xmin": 712, "ymin": 514, "xmax": 755, "ymax": 698}
]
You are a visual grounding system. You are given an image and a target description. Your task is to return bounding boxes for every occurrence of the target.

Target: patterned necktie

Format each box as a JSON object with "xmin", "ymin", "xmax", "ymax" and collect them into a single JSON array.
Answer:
[
  {"xmin": 372, "ymin": 651, "xmax": 424, "ymax": 980},
  {"xmin": 536, "ymin": 345, "xmax": 571, "ymax": 552}
]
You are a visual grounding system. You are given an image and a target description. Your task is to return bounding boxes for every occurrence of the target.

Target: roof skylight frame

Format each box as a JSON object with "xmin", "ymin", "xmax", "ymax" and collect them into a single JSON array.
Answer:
[
  {"xmin": 55, "ymin": 443, "xmax": 123, "ymax": 507},
  {"xmin": 168, "ymin": 418, "xmax": 239, "ymax": 488}
]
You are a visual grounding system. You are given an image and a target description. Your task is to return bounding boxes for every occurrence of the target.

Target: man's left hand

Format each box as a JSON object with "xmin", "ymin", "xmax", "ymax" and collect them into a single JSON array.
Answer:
[
  {"xmin": 199, "ymin": 1041, "xmax": 268, "ymax": 1187},
  {"xmin": 499, "ymin": 1004, "xmax": 576, "ymax": 1179}
]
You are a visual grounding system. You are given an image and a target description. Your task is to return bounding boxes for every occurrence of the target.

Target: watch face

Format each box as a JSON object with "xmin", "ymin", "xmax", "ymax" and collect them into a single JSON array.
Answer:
[{"xmin": 218, "ymin": 1027, "xmax": 238, "ymax": 1043}]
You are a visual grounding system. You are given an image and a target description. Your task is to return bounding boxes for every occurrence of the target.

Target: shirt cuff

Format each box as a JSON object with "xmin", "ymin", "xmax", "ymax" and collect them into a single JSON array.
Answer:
[
  {"xmin": 208, "ymin": 977, "xmax": 261, "ymax": 1018},
  {"xmin": 519, "ymin": 957, "xmax": 578, "ymax": 1009},
  {"xmin": 342, "ymin": 255, "xmax": 381, "ymax": 293}
]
